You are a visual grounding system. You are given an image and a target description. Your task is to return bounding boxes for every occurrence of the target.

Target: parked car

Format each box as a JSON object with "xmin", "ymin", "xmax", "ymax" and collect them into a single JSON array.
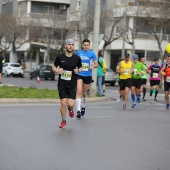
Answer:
[
  {"xmin": 105, "ymin": 68, "xmax": 117, "ymax": 86},
  {"xmin": 30, "ymin": 65, "xmax": 55, "ymax": 80},
  {"xmin": 2, "ymin": 62, "xmax": 24, "ymax": 77}
]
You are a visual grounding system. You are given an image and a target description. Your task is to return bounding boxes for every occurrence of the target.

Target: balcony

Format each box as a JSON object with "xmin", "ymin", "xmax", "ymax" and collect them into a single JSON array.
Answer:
[
  {"xmin": 17, "ymin": 0, "xmax": 70, "ymax": 4},
  {"xmin": 19, "ymin": 13, "xmax": 67, "ymax": 29}
]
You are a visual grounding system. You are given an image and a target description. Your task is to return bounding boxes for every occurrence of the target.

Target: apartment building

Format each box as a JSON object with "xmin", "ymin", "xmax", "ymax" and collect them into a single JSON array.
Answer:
[
  {"xmin": 0, "ymin": 0, "xmax": 70, "ymax": 68},
  {"xmin": 68, "ymin": 0, "xmax": 170, "ymax": 71}
]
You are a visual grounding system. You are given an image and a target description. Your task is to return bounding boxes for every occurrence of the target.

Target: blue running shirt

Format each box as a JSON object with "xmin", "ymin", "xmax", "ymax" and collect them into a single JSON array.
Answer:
[{"xmin": 76, "ymin": 49, "xmax": 97, "ymax": 77}]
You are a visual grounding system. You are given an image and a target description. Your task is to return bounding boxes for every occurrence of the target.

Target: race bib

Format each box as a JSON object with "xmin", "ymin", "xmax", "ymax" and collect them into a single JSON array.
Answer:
[
  {"xmin": 82, "ymin": 63, "xmax": 89, "ymax": 71},
  {"xmin": 153, "ymin": 73, "xmax": 158, "ymax": 78},
  {"xmin": 134, "ymin": 69, "xmax": 138, "ymax": 75},
  {"xmin": 61, "ymin": 70, "xmax": 72, "ymax": 81},
  {"xmin": 167, "ymin": 76, "xmax": 170, "ymax": 82},
  {"xmin": 124, "ymin": 69, "xmax": 130, "ymax": 75}
]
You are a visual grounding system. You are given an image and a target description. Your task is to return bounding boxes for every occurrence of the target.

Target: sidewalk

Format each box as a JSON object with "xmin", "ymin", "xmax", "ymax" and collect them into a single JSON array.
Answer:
[{"xmin": 0, "ymin": 96, "xmax": 108, "ymax": 104}]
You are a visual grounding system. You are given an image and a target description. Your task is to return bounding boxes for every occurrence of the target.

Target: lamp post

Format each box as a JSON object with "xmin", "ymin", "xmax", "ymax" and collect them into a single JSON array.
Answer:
[
  {"xmin": 121, "ymin": 0, "xmax": 129, "ymax": 59},
  {"xmin": 90, "ymin": 0, "xmax": 101, "ymax": 96}
]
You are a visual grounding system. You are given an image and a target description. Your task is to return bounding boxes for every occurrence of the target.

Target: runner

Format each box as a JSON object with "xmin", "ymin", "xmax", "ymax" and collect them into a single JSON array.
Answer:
[
  {"xmin": 148, "ymin": 58, "xmax": 161, "ymax": 101},
  {"xmin": 140, "ymin": 57, "xmax": 148, "ymax": 101},
  {"xmin": 131, "ymin": 54, "xmax": 146, "ymax": 108},
  {"xmin": 116, "ymin": 53, "xmax": 133, "ymax": 109},
  {"xmin": 160, "ymin": 55, "xmax": 170, "ymax": 109},
  {"xmin": 52, "ymin": 39, "xmax": 82, "ymax": 128},
  {"xmin": 76, "ymin": 39, "xmax": 98, "ymax": 118}
]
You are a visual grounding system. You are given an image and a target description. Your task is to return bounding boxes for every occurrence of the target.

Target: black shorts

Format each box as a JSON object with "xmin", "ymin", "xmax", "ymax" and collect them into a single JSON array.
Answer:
[
  {"xmin": 102, "ymin": 75, "xmax": 105, "ymax": 85},
  {"xmin": 0, "ymin": 66, "xmax": 2, "ymax": 73},
  {"xmin": 131, "ymin": 78, "xmax": 142, "ymax": 89},
  {"xmin": 164, "ymin": 82, "xmax": 170, "ymax": 91},
  {"xmin": 77, "ymin": 75, "xmax": 92, "ymax": 84},
  {"xmin": 142, "ymin": 78, "xmax": 147, "ymax": 85},
  {"xmin": 150, "ymin": 80, "xmax": 160, "ymax": 87},
  {"xmin": 119, "ymin": 78, "xmax": 131, "ymax": 90},
  {"xmin": 58, "ymin": 85, "xmax": 76, "ymax": 100}
]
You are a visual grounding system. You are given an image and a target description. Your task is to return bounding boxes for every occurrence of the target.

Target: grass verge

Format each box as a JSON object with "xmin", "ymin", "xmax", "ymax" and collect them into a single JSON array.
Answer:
[{"xmin": 0, "ymin": 86, "xmax": 59, "ymax": 99}]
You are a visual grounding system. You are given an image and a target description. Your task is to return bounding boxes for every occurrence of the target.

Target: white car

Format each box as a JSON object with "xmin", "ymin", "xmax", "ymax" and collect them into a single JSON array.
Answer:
[{"xmin": 3, "ymin": 62, "xmax": 24, "ymax": 77}]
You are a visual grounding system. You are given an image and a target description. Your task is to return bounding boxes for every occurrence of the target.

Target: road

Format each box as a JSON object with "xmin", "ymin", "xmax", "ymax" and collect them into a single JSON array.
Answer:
[
  {"xmin": 0, "ymin": 99, "xmax": 170, "ymax": 170},
  {"xmin": 0, "ymin": 77, "xmax": 170, "ymax": 170}
]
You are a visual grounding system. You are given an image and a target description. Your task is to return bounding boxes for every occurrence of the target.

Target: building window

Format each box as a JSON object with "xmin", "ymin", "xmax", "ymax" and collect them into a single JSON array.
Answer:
[
  {"xmin": 44, "ymin": 6, "xmax": 54, "ymax": 15},
  {"xmin": 77, "ymin": 0, "xmax": 81, "ymax": 10},
  {"xmin": 2, "ymin": 0, "xmax": 13, "ymax": 14},
  {"xmin": 59, "ymin": 4, "xmax": 67, "ymax": 10}
]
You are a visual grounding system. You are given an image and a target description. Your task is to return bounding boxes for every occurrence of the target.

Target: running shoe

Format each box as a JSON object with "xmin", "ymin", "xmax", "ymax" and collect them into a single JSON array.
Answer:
[
  {"xmin": 69, "ymin": 110, "xmax": 74, "ymax": 118},
  {"xmin": 123, "ymin": 104, "xmax": 126, "ymax": 110},
  {"xmin": 142, "ymin": 98, "xmax": 146, "ymax": 101},
  {"xmin": 137, "ymin": 98, "xmax": 140, "ymax": 103},
  {"xmin": 59, "ymin": 121, "xmax": 66, "ymax": 128},
  {"xmin": 132, "ymin": 103, "xmax": 136, "ymax": 108},
  {"xmin": 166, "ymin": 104, "xmax": 169, "ymax": 109},
  {"xmin": 76, "ymin": 111, "xmax": 81, "ymax": 118},
  {"xmin": 154, "ymin": 98, "xmax": 157, "ymax": 102},
  {"xmin": 81, "ymin": 107, "xmax": 86, "ymax": 116}
]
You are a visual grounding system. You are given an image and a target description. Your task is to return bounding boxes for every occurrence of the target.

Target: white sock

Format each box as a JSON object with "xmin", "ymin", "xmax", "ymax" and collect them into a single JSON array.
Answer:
[
  {"xmin": 82, "ymin": 97, "xmax": 87, "ymax": 108},
  {"xmin": 76, "ymin": 98, "xmax": 81, "ymax": 112}
]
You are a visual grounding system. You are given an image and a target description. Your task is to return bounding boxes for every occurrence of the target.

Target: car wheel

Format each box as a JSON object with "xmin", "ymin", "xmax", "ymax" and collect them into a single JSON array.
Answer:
[
  {"xmin": 20, "ymin": 73, "xmax": 23, "ymax": 78},
  {"xmin": 30, "ymin": 74, "xmax": 33, "ymax": 79},
  {"xmin": 45, "ymin": 78, "xmax": 48, "ymax": 80},
  {"xmin": 110, "ymin": 82, "xmax": 115, "ymax": 86}
]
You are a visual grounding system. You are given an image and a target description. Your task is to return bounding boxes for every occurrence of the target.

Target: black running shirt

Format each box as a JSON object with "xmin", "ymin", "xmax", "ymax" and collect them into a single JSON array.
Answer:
[{"xmin": 54, "ymin": 53, "xmax": 82, "ymax": 86}]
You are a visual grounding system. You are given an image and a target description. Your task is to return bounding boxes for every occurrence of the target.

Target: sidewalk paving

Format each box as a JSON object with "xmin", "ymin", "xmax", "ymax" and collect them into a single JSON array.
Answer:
[{"xmin": 0, "ymin": 97, "xmax": 109, "ymax": 104}]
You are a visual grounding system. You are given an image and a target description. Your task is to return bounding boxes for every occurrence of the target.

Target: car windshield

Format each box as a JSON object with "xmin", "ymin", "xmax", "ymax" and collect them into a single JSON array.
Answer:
[
  {"xmin": 10, "ymin": 64, "xmax": 20, "ymax": 67},
  {"xmin": 41, "ymin": 65, "xmax": 52, "ymax": 71}
]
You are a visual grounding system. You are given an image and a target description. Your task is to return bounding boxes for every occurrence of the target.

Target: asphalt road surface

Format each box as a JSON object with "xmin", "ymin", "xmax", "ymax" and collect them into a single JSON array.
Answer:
[{"xmin": 0, "ymin": 95, "xmax": 170, "ymax": 170}]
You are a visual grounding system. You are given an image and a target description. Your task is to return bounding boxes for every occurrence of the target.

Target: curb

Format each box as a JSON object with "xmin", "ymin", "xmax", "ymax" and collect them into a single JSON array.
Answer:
[{"xmin": 0, "ymin": 97, "xmax": 109, "ymax": 104}]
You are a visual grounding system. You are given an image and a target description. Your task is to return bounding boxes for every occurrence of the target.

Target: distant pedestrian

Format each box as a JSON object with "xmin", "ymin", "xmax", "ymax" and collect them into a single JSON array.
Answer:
[
  {"xmin": 22, "ymin": 60, "xmax": 26, "ymax": 75},
  {"xmin": 52, "ymin": 39, "xmax": 82, "ymax": 128},
  {"xmin": 97, "ymin": 49, "xmax": 107, "ymax": 97},
  {"xmin": 18, "ymin": 57, "xmax": 21, "ymax": 65},
  {"xmin": 0, "ymin": 49, "xmax": 5, "ymax": 85}
]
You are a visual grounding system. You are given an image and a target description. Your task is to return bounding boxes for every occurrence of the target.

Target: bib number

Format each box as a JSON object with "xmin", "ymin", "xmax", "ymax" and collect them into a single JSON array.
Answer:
[
  {"xmin": 134, "ymin": 69, "xmax": 138, "ymax": 75},
  {"xmin": 167, "ymin": 76, "xmax": 170, "ymax": 82},
  {"xmin": 82, "ymin": 63, "xmax": 89, "ymax": 71},
  {"xmin": 124, "ymin": 69, "xmax": 130, "ymax": 75},
  {"xmin": 153, "ymin": 73, "xmax": 158, "ymax": 78},
  {"xmin": 61, "ymin": 70, "xmax": 72, "ymax": 81}
]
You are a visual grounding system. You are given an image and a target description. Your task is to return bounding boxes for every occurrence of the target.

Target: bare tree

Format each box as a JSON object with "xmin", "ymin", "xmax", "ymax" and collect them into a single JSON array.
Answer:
[
  {"xmin": 118, "ymin": 2, "xmax": 148, "ymax": 55},
  {"xmin": 144, "ymin": 1, "xmax": 170, "ymax": 63},
  {"xmin": 28, "ymin": 13, "xmax": 66, "ymax": 64}
]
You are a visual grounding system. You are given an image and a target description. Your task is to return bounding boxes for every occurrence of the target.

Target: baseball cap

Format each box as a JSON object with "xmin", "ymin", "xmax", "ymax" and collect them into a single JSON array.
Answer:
[
  {"xmin": 65, "ymin": 39, "xmax": 74, "ymax": 44},
  {"xmin": 125, "ymin": 53, "xmax": 130, "ymax": 57},
  {"xmin": 133, "ymin": 54, "xmax": 138, "ymax": 59}
]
